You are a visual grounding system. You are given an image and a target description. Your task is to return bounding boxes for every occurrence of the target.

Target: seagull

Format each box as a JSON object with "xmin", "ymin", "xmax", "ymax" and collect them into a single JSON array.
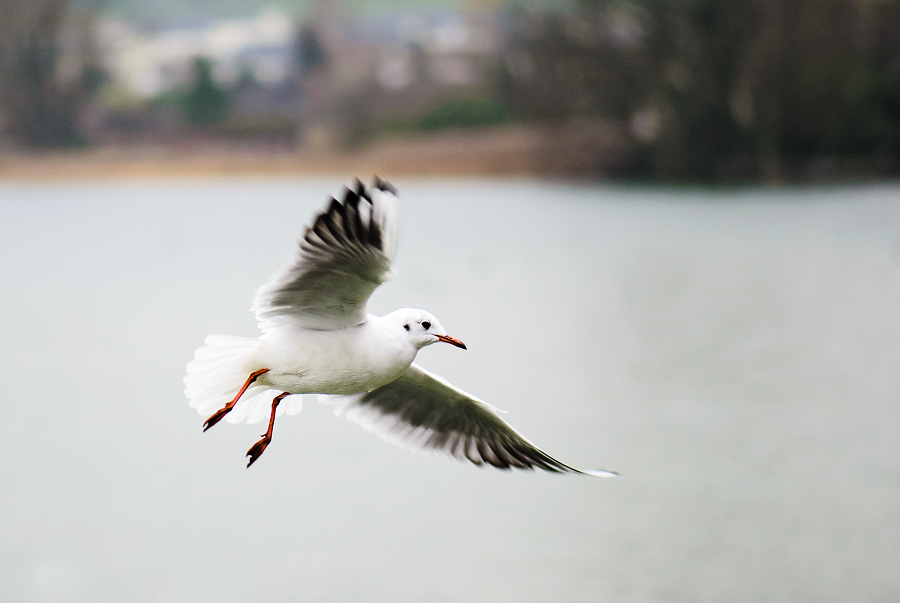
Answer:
[{"xmin": 185, "ymin": 178, "xmax": 616, "ymax": 476}]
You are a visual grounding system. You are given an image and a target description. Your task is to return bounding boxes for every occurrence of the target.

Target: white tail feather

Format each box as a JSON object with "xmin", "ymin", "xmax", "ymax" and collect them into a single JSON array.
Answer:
[
  {"xmin": 185, "ymin": 335, "xmax": 304, "ymax": 426},
  {"xmin": 184, "ymin": 335, "xmax": 266, "ymax": 422},
  {"xmin": 185, "ymin": 335, "xmax": 303, "ymax": 425}
]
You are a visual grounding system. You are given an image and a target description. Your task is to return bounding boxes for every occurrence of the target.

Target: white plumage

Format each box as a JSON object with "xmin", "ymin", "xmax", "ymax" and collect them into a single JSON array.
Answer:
[{"xmin": 185, "ymin": 178, "xmax": 616, "ymax": 475}]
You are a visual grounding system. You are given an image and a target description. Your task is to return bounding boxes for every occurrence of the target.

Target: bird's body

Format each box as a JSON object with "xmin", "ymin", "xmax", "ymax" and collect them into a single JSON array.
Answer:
[
  {"xmin": 252, "ymin": 311, "xmax": 426, "ymax": 395},
  {"xmin": 185, "ymin": 178, "xmax": 615, "ymax": 475}
]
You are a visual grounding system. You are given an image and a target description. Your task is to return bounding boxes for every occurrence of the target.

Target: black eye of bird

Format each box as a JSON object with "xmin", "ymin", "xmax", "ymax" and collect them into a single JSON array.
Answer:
[
  {"xmin": 421, "ymin": 321, "xmax": 431, "ymax": 330},
  {"xmin": 403, "ymin": 324, "xmax": 410, "ymax": 331}
]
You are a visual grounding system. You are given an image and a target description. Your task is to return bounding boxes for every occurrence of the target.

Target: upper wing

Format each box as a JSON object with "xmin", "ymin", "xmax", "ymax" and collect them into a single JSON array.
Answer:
[
  {"xmin": 252, "ymin": 178, "xmax": 400, "ymax": 331},
  {"xmin": 331, "ymin": 364, "xmax": 617, "ymax": 476}
]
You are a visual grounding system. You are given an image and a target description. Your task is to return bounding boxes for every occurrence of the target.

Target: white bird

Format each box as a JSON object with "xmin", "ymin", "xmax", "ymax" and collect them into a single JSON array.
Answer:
[{"xmin": 185, "ymin": 178, "xmax": 616, "ymax": 476}]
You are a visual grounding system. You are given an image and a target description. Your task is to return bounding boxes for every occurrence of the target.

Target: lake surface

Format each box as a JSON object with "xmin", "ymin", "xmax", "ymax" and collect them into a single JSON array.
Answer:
[{"xmin": 1, "ymin": 177, "xmax": 898, "ymax": 603}]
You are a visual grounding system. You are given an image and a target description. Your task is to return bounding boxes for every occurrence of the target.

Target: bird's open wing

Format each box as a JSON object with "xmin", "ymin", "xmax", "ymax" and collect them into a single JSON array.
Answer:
[
  {"xmin": 331, "ymin": 364, "xmax": 617, "ymax": 476},
  {"xmin": 252, "ymin": 179, "xmax": 400, "ymax": 331}
]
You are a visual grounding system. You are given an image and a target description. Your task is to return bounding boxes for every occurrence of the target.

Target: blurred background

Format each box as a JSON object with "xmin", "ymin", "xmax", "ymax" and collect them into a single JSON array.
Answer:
[
  {"xmin": 2, "ymin": 2, "xmax": 900, "ymax": 603},
  {"xmin": 1, "ymin": 0, "xmax": 900, "ymax": 181}
]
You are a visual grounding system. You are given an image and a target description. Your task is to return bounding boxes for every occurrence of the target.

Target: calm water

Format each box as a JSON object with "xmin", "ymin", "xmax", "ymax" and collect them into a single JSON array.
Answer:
[{"xmin": 1, "ymin": 178, "xmax": 898, "ymax": 603}]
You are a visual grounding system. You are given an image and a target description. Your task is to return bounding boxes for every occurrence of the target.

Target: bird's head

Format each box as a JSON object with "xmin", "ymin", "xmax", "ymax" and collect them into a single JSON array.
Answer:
[{"xmin": 388, "ymin": 308, "xmax": 467, "ymax": 351}]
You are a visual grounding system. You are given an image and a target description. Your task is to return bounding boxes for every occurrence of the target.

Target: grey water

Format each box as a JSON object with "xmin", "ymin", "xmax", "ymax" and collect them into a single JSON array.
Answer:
[{"xmin": 1, "ymin": 177, "xmax": 898, "ymax": 603}]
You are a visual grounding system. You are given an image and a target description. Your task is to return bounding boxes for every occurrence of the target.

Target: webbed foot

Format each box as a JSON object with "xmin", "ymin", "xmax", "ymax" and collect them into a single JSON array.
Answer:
[{"xmin": 246, "ymin": 436, "xmax": 271, "ymax": 467}]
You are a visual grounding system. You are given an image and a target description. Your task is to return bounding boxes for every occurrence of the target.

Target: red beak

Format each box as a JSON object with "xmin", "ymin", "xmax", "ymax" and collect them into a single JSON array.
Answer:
[{"xmin": 436, "ymin": 334, "xmax": 467, "ymax": 350}]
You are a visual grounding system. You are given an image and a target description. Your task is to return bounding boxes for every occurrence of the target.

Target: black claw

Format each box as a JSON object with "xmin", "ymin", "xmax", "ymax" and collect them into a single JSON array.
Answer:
[
  {"xmin": 203, "ymin": 408, "xmax": 230, "ymax": 432},
  {"xmin": 246, "ymin": 437, "xmax": 271, "ymax": 468}
]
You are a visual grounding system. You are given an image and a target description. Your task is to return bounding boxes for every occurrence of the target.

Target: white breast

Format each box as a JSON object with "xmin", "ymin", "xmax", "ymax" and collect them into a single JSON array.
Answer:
[{"xmin": 250, "ymin": 315, "xmax": 417, "ymax": 395}]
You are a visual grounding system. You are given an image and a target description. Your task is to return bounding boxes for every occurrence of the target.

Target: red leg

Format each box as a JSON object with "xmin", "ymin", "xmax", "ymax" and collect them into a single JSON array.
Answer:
[
  {"xmin": 246, "ymin": 392, "xmax": 290, "ymax": 467},
  {"xmin": 203, "ymin": 368, "xmax": 270, "ymax": 432}
]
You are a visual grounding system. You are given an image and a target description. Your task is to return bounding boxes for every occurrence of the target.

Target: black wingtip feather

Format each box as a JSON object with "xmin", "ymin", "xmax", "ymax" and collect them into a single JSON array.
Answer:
[
  {"xmin": 341, "ymin": 194, "xmax": 361, "ymax": 240},
  {"xmin": 369, "ymin": 218, "xmax": 383, "ymax": 251},
  {"xmin": 320, "ymin": 211, "xmax": 347, "ymax": 245},
  {"xmin": 304, "ymin": 180, "xmax": 394, "ymax": 253},
  {"xmin": 373, "ymin": 176, "xmax": 397, "ymax": 195},
  {"xmin": 311, "ymin": 216, "xmax": 338, "ymax": 246},
  {"xmin": 354, "ymin": 178, "xmax": 371, "ymax": 201},
  {"xmin": 343, "ymin": 187, "xmax": 360, "ymax": 206}
]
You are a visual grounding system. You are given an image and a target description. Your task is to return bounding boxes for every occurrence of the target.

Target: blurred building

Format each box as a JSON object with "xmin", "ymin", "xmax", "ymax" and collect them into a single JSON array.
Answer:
[
  {"xmin": 296, "ymin": 8, "xmax": 506, "ymax": 149},
  {"xmin": 85, "ymin": 6, "xmax": 508, "ymax": 149},
  {"xmin": 95, "ymin": 9, "xmax": 295, "ymax": 98}
]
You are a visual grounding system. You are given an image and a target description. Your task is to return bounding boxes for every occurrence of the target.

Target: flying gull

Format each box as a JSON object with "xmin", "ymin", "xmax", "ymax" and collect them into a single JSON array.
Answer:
[{"xmin": 184, "ymin": 178, "xmax": 616, "ymax": 476}]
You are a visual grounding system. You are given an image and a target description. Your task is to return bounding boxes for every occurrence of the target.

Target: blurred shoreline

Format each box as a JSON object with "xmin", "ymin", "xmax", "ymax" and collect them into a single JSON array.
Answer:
[
  {"xmin": 0, "ymin": 124, "xmax": 629, "ymax": 181},
  {"xmin": 3, "ymin": 3, "xmax": 899, "ymax": 184}
]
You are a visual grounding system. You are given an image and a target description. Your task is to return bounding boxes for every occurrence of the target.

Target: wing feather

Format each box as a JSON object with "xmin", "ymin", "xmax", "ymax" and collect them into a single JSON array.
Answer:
[
  {"xmin": 252, "ymin": 179, "xmax": 399, "ymax": 332},
  {"xmin": 331, "ymin": 364, "xmax": 617, "ymax": 476}
]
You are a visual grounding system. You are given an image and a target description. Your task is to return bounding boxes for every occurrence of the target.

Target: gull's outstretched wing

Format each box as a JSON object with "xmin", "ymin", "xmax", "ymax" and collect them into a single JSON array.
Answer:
[
  {"xmin": 331, "ymin": 364, "xmax": 617, "ymax": 476},
  {"xmin": 252, "ymin": 178, "xmax": 400, "ymax": 331}
]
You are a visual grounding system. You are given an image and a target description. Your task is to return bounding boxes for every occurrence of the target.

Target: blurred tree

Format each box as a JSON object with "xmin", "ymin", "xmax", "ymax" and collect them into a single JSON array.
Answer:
[
  {"xmin": 181, "ymin": 57, "xmax": 229, "ymax": 127},
  {"xmin": 637, "ymin": 0, "xmax": 760, "ymax": 179},
  {"xmin": 0, "ymin": 0, "xmax": 99, "ymax": 148},
  {"xmin": 503, "ymin": 0, "xmax": 900, "ymax": 181},
  {"xmin": 854, "ymin": 0, "xmax": 900, "ymax": 170},
  {"xmin": 297, "ymin": 23, "xmax": 327, "ymax": 75},
  {"xmin": 417, "ymin": 98, "xmax": 513, "ymax": 131}
]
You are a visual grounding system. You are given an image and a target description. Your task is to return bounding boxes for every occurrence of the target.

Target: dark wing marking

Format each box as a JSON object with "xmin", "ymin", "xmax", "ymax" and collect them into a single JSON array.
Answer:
[
  {"xmin": 252, "ymin": 179, "xmax": 399, "ymax": 331},
  {"xmin": 332, "ymin": 364, "xmax": 617, "ymax": 476}
]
